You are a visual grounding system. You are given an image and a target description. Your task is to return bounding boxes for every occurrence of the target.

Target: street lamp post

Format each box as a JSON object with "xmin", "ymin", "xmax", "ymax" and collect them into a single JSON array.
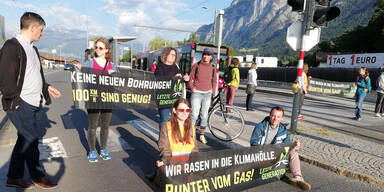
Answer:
[
  {"xmin": 86, "ymin": 0, "xmax": 89, "ymax": 48},
  {"xmin": 202, "ymin": 7, "xmax": 225, "ymax": 96}
]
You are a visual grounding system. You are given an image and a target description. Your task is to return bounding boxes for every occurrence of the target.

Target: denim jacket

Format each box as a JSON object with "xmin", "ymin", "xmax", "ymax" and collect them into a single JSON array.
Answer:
[{"xmin": 356, "ymin": 75, "xmax": 371, "ymax": 96}]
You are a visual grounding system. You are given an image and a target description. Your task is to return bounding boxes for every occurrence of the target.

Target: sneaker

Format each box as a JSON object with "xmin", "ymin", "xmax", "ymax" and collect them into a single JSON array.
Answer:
[
  {"xmin": 88, "ymin": 150, "xmax": 98, "ymax": 162},
  {"xmin": 375, "ymin": 113, "xmax": 382, "ymax": 118},
  {"xmin": 352, "ymin": 116, "xmax": 361, "ymax": 121},
  {"xmin": 297, "ymin": 115, "xmax": 305, "ymax": 120},
  {"xmin": 100, "ymin": 149, "xmax": 111, "ymax": 160},
  {"xmin": 200, "ymin": 135, "xmax": 207, "ymax": 144},
  {"xmin": 289, "ymin": 175, "xmax": 311, "ymax": 190}
]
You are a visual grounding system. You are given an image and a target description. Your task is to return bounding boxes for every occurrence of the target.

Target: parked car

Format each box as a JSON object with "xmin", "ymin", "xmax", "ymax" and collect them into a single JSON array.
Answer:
[{"xmin": 64, "ymin": 63, "xmax": 73, "ymax": 70}]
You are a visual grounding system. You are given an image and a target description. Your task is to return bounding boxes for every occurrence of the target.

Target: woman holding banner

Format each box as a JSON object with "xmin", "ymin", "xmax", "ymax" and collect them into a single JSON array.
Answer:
[
  {"xmin": 154, "ymin": 47, "xmax": 189, "ymax": 129},
  {"xmin": 157, "ymin": 98, "xmax": 198, "ymax": 167},
  {"xmin": 148, "ymin": 98, "xmax": 197, "ymax": 187},
  {"xmin": 74, "ymin": 37, "xmax": 116, "ymax": 163}
]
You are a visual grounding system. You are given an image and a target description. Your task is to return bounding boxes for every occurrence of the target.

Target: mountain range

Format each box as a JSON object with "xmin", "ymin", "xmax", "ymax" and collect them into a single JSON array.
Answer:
[
  {"xmin": 197, "ymin": 0, "xmax": 376, "ymax": 57},
  {"xmin": 11, "ymin": 0, "xmax": 376, "ymax": 60}
]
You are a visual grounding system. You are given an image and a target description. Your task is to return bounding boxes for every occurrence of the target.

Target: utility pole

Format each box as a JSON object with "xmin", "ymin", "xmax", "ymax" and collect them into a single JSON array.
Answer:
[
  {"xmin": 214, "ymin": 9, "xmax": 225, "ymax": 96},
  {"xmin": 287, "ymin": 0, "xmax": 340, "ymax": 133}
]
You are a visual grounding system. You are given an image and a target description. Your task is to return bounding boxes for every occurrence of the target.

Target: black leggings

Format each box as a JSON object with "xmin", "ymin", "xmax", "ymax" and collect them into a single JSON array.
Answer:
[{"xmin": 87, "ymin": 109, "xmax": 112, "ymax": 151}]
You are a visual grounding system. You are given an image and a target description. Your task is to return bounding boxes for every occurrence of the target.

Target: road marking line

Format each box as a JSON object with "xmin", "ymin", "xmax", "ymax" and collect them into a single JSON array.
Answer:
[
  {"xmin": 126, "ymin": 119, "xmax": 159, "ymax": 142},
  {"xmin": 124, "ymin": 119, "xmax": 248, "ymax": 149},
  {"xmin": 39, "ymin": 137, "xmax": 67, "ymax": 160},
  {"xmin": 96, "ymin": 127, "xmax": 135, "ymax": 152}
]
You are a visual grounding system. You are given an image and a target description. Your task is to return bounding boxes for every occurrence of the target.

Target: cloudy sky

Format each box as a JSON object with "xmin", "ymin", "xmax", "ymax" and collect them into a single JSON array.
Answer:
[{"xmin": 0, "ymin": 0, "xmax": 232, "ymax": 44}]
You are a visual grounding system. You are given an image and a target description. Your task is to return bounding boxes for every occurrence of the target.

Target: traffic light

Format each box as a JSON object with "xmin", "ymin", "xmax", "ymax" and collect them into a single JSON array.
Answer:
[
  {"xmin": 307, "ymin": 0, "xmax": 340, "ymax": 27},
  {"xmin": 287, "ymin": 0, "xmax": 305, "ymax": 12}
]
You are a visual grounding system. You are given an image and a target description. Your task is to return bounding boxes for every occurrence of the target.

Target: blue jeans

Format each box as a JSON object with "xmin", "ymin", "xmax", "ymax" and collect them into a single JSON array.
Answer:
[
  {"xmin": 246, "ymin": 93, "xmax": 254, "ymax": 110},
  {"xmin": 191, "ymin": 91, "xmax": 212, "ymax": 128},
  {"xmin": 355, "ymin": 93, "xmax": 366, "ymax": 118},
  {"xmin": 158, "ymin": 108, "xmax": 170, "ymax": 129},
  {"xmin": 6, "ymin": 100, "xmax": 46, "ymax": 179}
]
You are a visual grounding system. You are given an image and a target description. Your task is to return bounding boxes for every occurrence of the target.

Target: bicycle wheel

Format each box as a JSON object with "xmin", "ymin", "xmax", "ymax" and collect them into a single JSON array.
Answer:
[{"xmin": 208, "ymin": 105, "xmax": 244, "ymax": 141}]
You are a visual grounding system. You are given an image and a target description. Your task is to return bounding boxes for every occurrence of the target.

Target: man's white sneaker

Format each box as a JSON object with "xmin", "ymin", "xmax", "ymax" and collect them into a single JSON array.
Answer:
[
  {"xmin": 375, "ymin": 113, "xmax": 382, "ymax": 118},
  {"xmin": 289, "ymin": 175, "xmax": 311, "ymax": 190}
]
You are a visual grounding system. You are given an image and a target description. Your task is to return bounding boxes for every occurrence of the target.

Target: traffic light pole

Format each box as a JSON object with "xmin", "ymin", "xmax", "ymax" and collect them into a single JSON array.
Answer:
[{"xmin": 290, "ymin": 0, "xmax": 310, "ymax": 133}]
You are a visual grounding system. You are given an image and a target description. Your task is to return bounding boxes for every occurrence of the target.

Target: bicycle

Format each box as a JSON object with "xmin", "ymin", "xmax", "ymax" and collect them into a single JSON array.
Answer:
[{"xmin": 195, "ymin": 86, "xmax": 245, "ymax": 141}]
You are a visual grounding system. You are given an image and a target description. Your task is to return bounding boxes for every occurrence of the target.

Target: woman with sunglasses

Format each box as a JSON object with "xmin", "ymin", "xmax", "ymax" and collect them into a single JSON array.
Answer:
[
  {"xmin": 74, "ymin": 37, "xmax": 116, "ymax": 163},
  {"xmin": 154, "ymin": 47, "xmax": 189, "ymax": 129},
  {"xmin": 156, "ymin": 98, "xmax": 198, "ymax": 167}
]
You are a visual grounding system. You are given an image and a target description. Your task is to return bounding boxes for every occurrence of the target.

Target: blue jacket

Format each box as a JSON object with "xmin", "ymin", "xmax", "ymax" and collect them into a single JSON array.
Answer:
[
  {"xmin": 250, "ymin": 117, "xmax": 291, "ymax": 146},
  {"xmin": 356, "ymin": 75, "xmax": 371, "ymax": 96}
]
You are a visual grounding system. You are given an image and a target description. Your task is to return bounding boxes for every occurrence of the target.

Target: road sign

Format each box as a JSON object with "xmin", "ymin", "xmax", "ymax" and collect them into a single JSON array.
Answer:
[{"xmin": 286, "ymin": 21, "xmax": 321, "ymax": 51}]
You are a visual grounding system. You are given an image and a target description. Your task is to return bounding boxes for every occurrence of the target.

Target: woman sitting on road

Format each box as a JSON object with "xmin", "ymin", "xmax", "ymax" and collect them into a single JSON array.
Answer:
[{"xmin": 157, "ymin": 98, "xmax": 198, "ymax": 167}]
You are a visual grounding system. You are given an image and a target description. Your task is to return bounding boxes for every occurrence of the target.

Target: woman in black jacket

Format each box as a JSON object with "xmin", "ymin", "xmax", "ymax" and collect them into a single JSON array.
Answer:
[{"xmin": 154, "ymin": 47, "xmax": 189, "ymax": 129}]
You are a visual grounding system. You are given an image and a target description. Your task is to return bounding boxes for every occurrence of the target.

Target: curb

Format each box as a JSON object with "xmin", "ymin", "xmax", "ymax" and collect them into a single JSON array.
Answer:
[{"xmin": 299, "ymin": 154, "xmax": 384, "ymax": 187}]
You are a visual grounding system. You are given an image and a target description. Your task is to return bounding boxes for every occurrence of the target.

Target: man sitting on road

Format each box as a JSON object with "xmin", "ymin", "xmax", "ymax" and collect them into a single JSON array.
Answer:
[{"xmin": 250, "ymin": 106, "xmax": 311, "ymax": 190}]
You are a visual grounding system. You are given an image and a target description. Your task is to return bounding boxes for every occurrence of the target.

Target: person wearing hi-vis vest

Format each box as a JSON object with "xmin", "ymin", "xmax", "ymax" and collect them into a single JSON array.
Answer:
[{"xmin": 157, "ymin": 98, "xmax": 198, "ymax": 167}]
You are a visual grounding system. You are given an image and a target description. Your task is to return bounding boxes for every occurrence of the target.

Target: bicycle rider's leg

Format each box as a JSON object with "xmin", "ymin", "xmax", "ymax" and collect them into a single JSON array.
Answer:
[
  {"xmin": 191, "ymin": 92, "xmax": 202, "ymax": 127},
  {"xmin": 199, "ymin": 92, "xmax": 212, "ymax": 135}
]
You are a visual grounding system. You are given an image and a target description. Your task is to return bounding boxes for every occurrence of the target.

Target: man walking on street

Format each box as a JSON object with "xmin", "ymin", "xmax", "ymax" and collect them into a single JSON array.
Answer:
[
  {"xmin": 188, "ymin": 48, "xmax": 217, "ymax": 144},
  {"xmin": 250, "ymin": 106, "xmax": 311, "ymax": 190},
  {"xmin": 0, "ymin": 12, "xmax": 61, "ymax": 189}
]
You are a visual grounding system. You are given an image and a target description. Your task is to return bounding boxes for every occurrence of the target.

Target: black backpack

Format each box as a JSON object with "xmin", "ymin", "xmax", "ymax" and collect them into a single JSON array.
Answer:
[{"xmin": 223, "ymin": 67, "xmax": 233, "ymax": 84}]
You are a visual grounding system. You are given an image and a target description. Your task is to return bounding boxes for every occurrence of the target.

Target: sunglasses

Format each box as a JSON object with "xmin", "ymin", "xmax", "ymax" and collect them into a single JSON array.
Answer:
[
  {"xmin": 95, "ymin": 46, "xmax": 106, "ymax": 51},
  {"xmin": 177, "ymin": 108, "xmax": 191, "ymax": 113}
]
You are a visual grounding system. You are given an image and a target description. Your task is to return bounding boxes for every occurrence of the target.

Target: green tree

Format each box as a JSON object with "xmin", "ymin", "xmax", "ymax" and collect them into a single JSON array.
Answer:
[
  {"xmin": 188, "ymin": 33, "xmax": 199, "ymax": 43},
  {"xmin": 120, "ymin": 49, "xmax": 131, "ymax": 62},
  {"xmin": 330, "ymin": 0, "xmax": 384, "ymax": 53},
  {"xmin": 149, "ymin": 36, "xmax": 175, "ymax": 50},
  {"xmin": 317, "ymin": 40, "xmax": 336, "ymax": 52}
]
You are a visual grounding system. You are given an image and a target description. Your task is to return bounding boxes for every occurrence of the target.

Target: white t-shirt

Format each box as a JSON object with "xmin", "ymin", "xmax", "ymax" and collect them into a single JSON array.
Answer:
[{"xmin": 16, "ymin": 34, "xmax": 43, "ymax": 107}]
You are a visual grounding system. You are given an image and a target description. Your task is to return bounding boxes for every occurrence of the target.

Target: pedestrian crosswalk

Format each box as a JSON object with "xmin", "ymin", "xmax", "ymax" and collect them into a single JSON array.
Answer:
[
  {"xmin": 39, "ymin": 137, "xmax": 67, "ymax": 160},
  {"xmin": 38, "ymin": 117, "xmax": 248, "ymax": 161},
  {"xmin": 126, "ymin": 119, "xmax": 159, "ymax": 142},
  {"xmin": 38, "ymin": 126, "xmax": 135, "ymax": 161}
]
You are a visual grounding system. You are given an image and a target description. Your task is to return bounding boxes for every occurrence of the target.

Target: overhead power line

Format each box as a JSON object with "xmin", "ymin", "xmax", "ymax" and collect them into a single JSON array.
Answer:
[{"xmin": 134, "ymin": 24, "xmax": 213, "ymax": 35}]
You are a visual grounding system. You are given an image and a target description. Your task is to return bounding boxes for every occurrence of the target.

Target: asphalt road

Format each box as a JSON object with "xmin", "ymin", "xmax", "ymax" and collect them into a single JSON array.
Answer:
[{"xmin": 0, "ymin": 70, "xmax": 382, "ymax": 192}]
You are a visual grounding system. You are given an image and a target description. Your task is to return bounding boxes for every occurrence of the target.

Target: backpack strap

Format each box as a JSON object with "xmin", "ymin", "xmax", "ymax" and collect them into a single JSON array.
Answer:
[
  {"xmin": 211, "ymin": 64, "xmax": 215, "ymax": 89},
  {"xmin": 193, "ymin": 61, "xmax": 200, "ymax": 80}
]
